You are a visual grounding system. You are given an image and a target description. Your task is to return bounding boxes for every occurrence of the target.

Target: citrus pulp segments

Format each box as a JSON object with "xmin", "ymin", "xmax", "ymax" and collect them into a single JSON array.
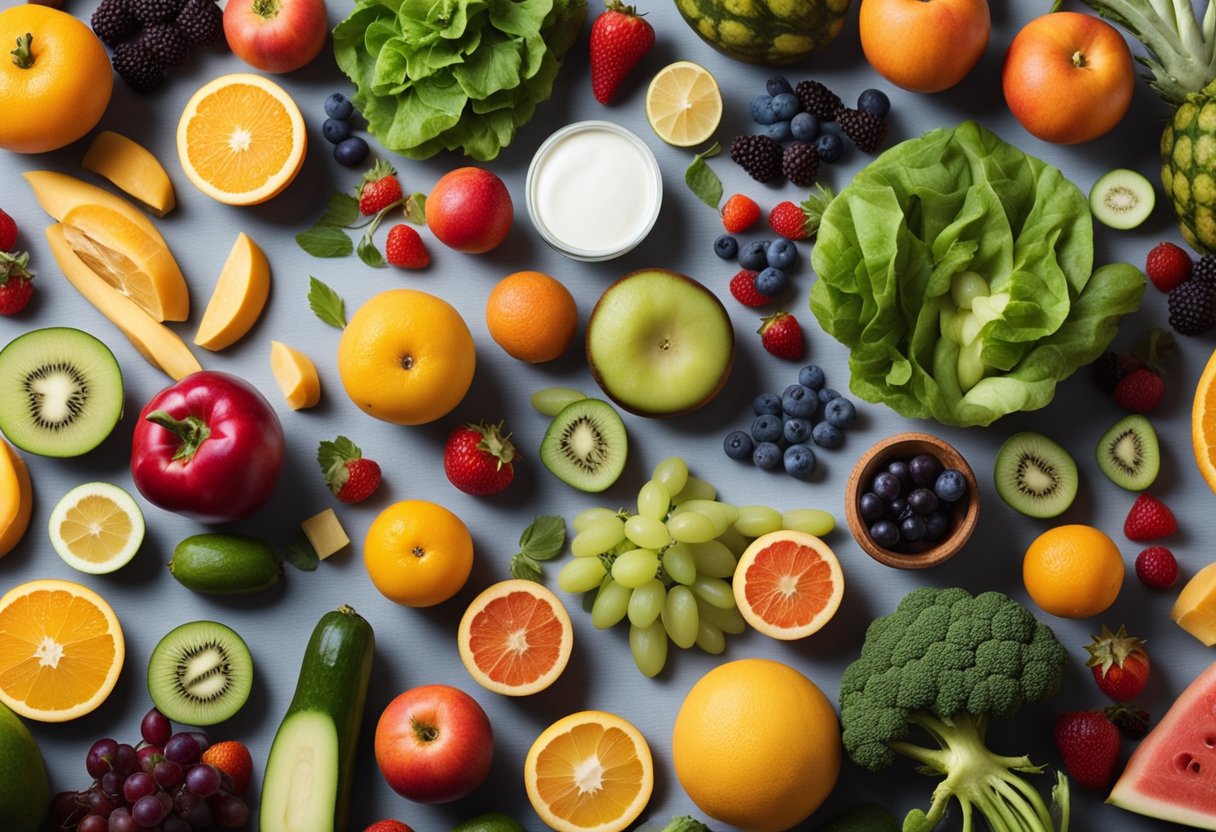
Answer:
[
  {"xmin": 458, "ymin": 580, "xmax": 573, "ymax": 696},
  {"xmin": 645, "ymin": 61, "xmax": 722, "ymax": 147},
  {"xmin": 48, "ymin": 481, "xmax": 145, "ymax": 575},
  {"xmin": 732, "ymin": 529, "xmax": 844, "ymax": 640},
  {"xmin": 1193, "ymin": 346, "xmax": 1216, "ymax": 493}
]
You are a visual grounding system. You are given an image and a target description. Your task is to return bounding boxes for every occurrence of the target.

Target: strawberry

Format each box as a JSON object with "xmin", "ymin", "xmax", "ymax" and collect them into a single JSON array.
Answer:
[
  {"xmin": 729, "ymin": 269, "xmax": 768, "ymax": 307},
  {"xmin": 1135, "ymin": 545, "xmax": 1179, "ymax": 590},
  {"xmin": 1145, "ymin": 242, "xmax": 1193, "ymax": 293},
  {"xmin": 1124, "ymin": 493, "xmax": 1177, "ymax": 541},
  {"xmin": 444, "ymin": 422, "xmax": 517, "ymax": 495},
  {"xmin": 363, "ymin": 823, "xmax": 414, "ymax": 832},
  {"xmin": 589, "ymin": 0, "xmax": 654, "ymax": 105},
  {"xmin": 200, "ymin": 740, "xmax": 253, "ymax": 795},
  {"xmin": 0, "ymin": 251, "xmax": 34, "ymax": 316},
  {"xmin": 768, "ymin": 201, "xmax": 809, "ymax": 240},
  {"xmin": 1104, "ymin": 704, "xmax": 1151, "ymax": 740},
  {"xmin": 1114, "ymin": 368, "xmax": 1164, "ymax": 414},
  {"xmin": 0, "ymin": 208, "xmax": 17, "ymax": 252},
  {"xmin": 385, "ymin": 224, "xmax": 429, "ymax": 269},
  {"xmin": 758, "ymin": 311, "xmax": 804, "ymax": 360},
  {"xmin": 1086, "ymin": 624, "xmax": 1150, "ymax": 702},
  {"xmin": 721, "ymin": 194, "xmax": 761, "ymax": 234},
  {"xmin": 318, "ymin": 436, "xmax": 382, "ymax": 504},
  {"xmin": 1054, "ymin": 710, "xmax": 1121, "ymax": 790},
  {"xmin": 356, "ymin": 160, "xmax": 404, "ymax": 216}
]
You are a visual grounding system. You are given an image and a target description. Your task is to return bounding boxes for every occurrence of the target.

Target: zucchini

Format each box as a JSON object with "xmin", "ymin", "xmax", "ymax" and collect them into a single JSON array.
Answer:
[
  {"xmin": 259, "ymin": 605, "xmax": 374, "ymax": 832},
  {"xmin": 169, "ymin": 533, "xmax": 281, "ymax": 594}
]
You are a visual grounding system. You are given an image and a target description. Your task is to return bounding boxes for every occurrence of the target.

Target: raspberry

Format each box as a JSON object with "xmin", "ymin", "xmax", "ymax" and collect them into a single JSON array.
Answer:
[
  {"xmin": 729, "ymin": 135, "xmax": 782, "ymax": 183},
  {"xmin": 1145, "ymin": 242, "xmax": 1193, "ymax": 292},
  {"xmin": 1135, "ymin": 545, "xmax": 1179, "ymax": 590},
  {"xmin": 728, "ymin": 270, "xmax": 769, "ymax": 307}
]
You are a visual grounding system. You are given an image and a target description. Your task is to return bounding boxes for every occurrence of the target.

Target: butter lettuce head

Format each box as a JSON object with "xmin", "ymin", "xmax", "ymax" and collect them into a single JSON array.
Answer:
[
  {"xmin": 809, "ymin": 121, "xmax": 1145, "ymax": 427},
  {"xmin": 334, "ymin": 0, "xmax": 587, "ymax": 161}
]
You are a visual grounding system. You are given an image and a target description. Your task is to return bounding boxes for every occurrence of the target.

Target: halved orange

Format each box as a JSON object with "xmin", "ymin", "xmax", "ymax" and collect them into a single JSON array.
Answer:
[
  {"xmin": 524, "ymin": 710, "xmax": 653, "ymax": 832},
  {"xmin": 0, "ymin": 579, "xmax": 124, "ymax": 722},
  {"xmin": 176, "ymin": 73, "xmax": 306, "ymax": 206},
  {"xmin": 1193, "ymin": 346, "xmax": 1216, "ymax": 493},
  {"xmin": 732, "ymin": 530, "xmax": 844, "ymax": 640},
  {"xmin": 457, "ymin": 579, "xmax": 573, "ymax": 697}
]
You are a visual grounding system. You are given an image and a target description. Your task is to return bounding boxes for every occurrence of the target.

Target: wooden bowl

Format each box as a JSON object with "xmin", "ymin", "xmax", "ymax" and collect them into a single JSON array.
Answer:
[{"xmin": 845, "ymin": 432, "xmax": 980, "ymax": 570}]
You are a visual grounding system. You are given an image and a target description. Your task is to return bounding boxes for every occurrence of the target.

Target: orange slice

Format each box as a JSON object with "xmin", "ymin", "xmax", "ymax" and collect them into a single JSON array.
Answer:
[
  {"xmin": 176, "ymin": 73, "xmax": 306, "ymax": 206},
  {"xmin": 457, "ymin": 579, "xmax": 573, "ymax": 697},
  {"xmin": 0, "ymin": 579, "xmax": 125, "ymax": 722},
  {"xmin": 1193, "ymin": 346, "xmax": 1216, "ymax": 493},
  {"xmin": 732, "ymin": 530, "xmax": 844, "ymax": 640},
  {"xmin": 524, "ymin": 710, "xmax": 653, "ymax": 832}
]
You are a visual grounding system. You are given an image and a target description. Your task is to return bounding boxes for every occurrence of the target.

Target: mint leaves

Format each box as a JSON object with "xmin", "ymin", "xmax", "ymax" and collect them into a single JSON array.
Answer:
[
  {"xmin": 307, "ymin": 277, "xmax": 346, "ymax": 329},
  {"xmin": 685, "ymin": 143, "xmax": 723, "ymax": 210},
  {"xmin": 509, "ymin": 515, "xmax": 566, "ymax": 582}
]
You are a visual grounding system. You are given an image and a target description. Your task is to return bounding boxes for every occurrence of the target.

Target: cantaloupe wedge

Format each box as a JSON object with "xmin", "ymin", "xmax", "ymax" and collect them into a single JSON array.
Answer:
[
  {"xmin": 0, "ymin": 438, "xmax": 32, "ymax": 559},
  {"xmin": 195, "ymin": 233, "xmax": 270, "ymax": 350},
  {"xmin": 81, "ymin": 131, "xmax": 176, "ymax": 217},
  {"xmin": 24, "ymin": 170, "xmax": 161, "ymax": 238},
  {"xmin": 61, "ymin": 204, "xmax": 189, "ymax": 322},
  {"xmin": 270, "ymin": 341, "xmax": 321, "ymax": 409},
  {"xmin": 46, "ymin": 224, "xmax": 202, "ymax": 382},
  {"xmin": 1172, "ymin": 562, "xmax": 1216, "ymax": 646}
]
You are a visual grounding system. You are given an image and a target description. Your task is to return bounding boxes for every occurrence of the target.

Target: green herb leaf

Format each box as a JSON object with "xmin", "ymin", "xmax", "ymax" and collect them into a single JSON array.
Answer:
[
  {"xmin": 308, "ymin": 277, "xmax": 347, "ymax": 329},
  {"xmin": 356, "ymin": 232, "xmax": 384, "ymax": 267},
  {"xmin": 509, "ymin": 553, "xmax": 543, "ymax": 583},
  {"xmin": 296, "ymin": 225, "xmax": 353, "ymax": 258},
  {"xmin": 519, "ymin": 515, "xmax": 565, "ymax": 561},
  {"xmin": 685, "ymin": 142, "xmax": 723, "ymax": 211},
  {"xmin": 285, "ymin": 537, "xmax": 320, "ymax": 572},
  {"xmin": 319, "ymin": 192, "xmax": 360, "ymax": 227},
  {"xmin": 404, "ymin": 193, "xmax": 427, "ymax": 225}
]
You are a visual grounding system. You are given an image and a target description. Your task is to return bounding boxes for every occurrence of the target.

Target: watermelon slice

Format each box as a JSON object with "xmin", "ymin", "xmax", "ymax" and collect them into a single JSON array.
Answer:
[{"xmin": 1108, "ymin": 661, "xmax": 1216, "ymax": 829}]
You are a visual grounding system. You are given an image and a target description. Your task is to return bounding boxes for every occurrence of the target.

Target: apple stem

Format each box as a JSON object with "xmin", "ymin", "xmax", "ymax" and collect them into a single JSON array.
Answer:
[
  {"xmin": 1071, "ymin": 50, "xmax": 1086, "ymax": 68},
  {"xmin": 10, "ymin": 33, "xmax": 33, "ymax": 69},
  {"xmin": 412, "ymin": 719, "xmax": 439, "ymax": 743},
  {"xmin": 252, "ymin": 0, "xmax": 281, "ymax": 19}
]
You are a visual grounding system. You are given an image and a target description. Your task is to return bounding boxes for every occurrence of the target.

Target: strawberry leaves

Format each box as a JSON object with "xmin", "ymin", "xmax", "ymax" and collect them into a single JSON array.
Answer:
[
  {"xmin": 297, "ymin": 169, "xmax": 417, "ymax": 267},
  {"xmin": 308, "ymin": 277, "xmax": 346, "ymax": 329}
]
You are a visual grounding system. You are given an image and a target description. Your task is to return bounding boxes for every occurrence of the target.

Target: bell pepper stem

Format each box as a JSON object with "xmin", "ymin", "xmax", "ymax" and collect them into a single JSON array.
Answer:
[{"xmin": 145, "ymin": 410, "xmax": 211, "ymax": 463}]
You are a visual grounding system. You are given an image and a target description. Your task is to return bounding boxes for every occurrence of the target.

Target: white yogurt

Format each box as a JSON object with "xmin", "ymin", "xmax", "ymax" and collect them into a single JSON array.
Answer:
[{"xmin": 527, "ymin": 122, "xmax": 662, "ymax": 261}]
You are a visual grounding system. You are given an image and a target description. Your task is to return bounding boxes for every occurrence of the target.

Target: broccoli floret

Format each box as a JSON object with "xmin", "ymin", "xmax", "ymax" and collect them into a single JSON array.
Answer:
[{"xmin": 840, "ymin": 588, "xmax": 1071, "ymax": 832}]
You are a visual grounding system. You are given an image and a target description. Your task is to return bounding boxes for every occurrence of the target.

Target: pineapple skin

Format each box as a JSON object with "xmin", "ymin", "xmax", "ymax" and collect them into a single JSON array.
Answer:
[{"xmin": 1162, "ymin": 80, "xmax": 1216, "ymax": 254}]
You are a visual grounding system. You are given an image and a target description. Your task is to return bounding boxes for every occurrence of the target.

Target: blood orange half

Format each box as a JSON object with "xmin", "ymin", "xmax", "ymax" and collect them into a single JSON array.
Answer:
[
  {"xmin": 457, "ymin": 579, "xmax": 573, "ymax": 696},
  {"xmin": 732, "ymin": 530, "xmax": 844, "ymax": 640}
]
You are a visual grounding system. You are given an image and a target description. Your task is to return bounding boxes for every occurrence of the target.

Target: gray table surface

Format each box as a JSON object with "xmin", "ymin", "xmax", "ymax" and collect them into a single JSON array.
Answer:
[{"xmin": 1, "ymin": 0, "xmax": 1211, "ymax": 829}]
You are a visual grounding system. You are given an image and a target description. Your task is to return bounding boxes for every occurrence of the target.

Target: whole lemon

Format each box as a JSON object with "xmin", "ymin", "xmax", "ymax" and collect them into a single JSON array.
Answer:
[
  {"xmin": 1023, "ymin": 524, "xmax": 1124, "ymax": 618},
  {"xmin": 672, "ymin": 658, "xmax": 840, "ymax": 832}
]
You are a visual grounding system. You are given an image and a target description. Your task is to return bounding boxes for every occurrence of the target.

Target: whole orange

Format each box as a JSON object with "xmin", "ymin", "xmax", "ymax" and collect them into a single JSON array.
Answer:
[
  {"xmin": 485, "ymin": 271, "xmax": 578, "ymax": 363},
  {"xmin": 425, "ymin": 167, "xmax": 513, "ymax": 254},
  {"xmin": 338, "ymin": 289, "xmax": 476, "ymax": 426},
  {"xmin": 0, "ymin": 6, "xmax": 112, "ymax": 153},
  {"xmin": 860, "ymin": 0, "xmax": 990, "ymax": 93},
  {"xmin": 364, "ymin": 500, "xmax": 473, "ymax": 608},
  {"xmin": 1023, "ymin": 524, "xmax": 1124, "ymax": 618}
]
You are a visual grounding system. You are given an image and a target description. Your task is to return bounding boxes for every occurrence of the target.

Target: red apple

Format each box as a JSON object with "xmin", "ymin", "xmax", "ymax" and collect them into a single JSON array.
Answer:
[
  {"xmin": 1003, "ymin": 11, "xmax": 1134, "ymax": 144},
  {"xmin": 424, "ymin": 167, "xmax": 513, "ymax": 254},
  {"xmin": 223, "ymin": 0, "xmax": 328, "ymax": 74},
  {"xmin": 374, "ymin": 684, "xmax": 493, "ymax": 804},
  {"xmin": 859, "ymin": 0, "xmax": 990, "ymax": 93}
]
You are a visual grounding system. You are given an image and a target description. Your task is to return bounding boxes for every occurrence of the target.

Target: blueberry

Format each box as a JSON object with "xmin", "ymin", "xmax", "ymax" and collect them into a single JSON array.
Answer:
[
  {"xmin": 784, "ymin": 444, "xmax": 817, "ymax": 479},
  {"xmin": 333, "ymin": 136, "xmax": 369, "ymax": 167},
  {"xmin": 755, "ymin": 267, "xmax": 788, "ymax": 297},
  {"xmin": 738, "ymin": 240, "xmax": 769, "ymax": 271},
  {"xmin": 750, "ymin": 94, "xmax": 779, "ymax": 125},
  {"xmin": 924, "ymin": 511, "xmax": 950, "ymax": 541},
  {"xmin": 859, "ymin": 492, "xmax": 884, "ymax": 523},
  {"xmin": 798, "ymin": 365, "xmax": 826, "ymax": 390},
  {"xmin": 824, "ymin": 397, "xmax": 856, "ymax": 429},
  {"xmin": 766, "ymin": 76, "xmax": 793, "ymax": 97},
  {"xmin": 765, "ymin": 121, "xmax": 792, "ymax": 142},
  {"xmin": 781, "ymin": 384, "xmax": 817, "ymax": 418},
  {"xmin": 888, "ymin": 497, "xmax": 908, "ymax": 520},
  {"xmin": 812, "ymin": 421, "xmax": 843, "ymax": 449},
  {"xmin": 910, "ymin": 454, "xmax": 943, "ymax": 488},
  {"xmin": 750, "ymin": 414, "xmax": 783, "ymax": 444},
  {"xmin": 783, "ymin": 417, "xmax": 811, "ymax": 445},
  {"xmin": 324, "ymin": 93, "xmax": 354, "ymax": 120},
  {"xmin": 887, "ymin": 460, "xmax": 912, "ymax": 492},
  {"xmin": 322, "ymin": 118, "xmax": 351, "ymax": 144},
  {"xmin": 790, "ymin": 112, "xmax": 819, "ymax": 143},
  {"xmin": 907, "ymin": 488, "xmax": 938, "ymax": 516},
  {"xmin": 723, "ymin": 430, "xmax": 754, "ymax": 461},
  {"xmin": 753, "ymin": 441, "xmax": 783, "ymax": 471},
  {"xmin": 815, "ymin": 132, "xmax": 844, "ymax": 163},
  {"xmin": 771, "ymin": 92, "xmax": 801, "ymax": 121},
  {"xmin": 767, "ymin": 238, "xmax": 798, "ymax": 271},
  {"xmin": 857, "ymin": 88, "xmax": 891, "ymax": 118},
  {"xmin": 872, "ymin": 471, "xmax": 901, "ymax": 501},
  {"xmin": 900, "ymin": 515, "xmax": 927, "ymax": 542},
  {"xmin": 870, "ymin": 520, "xmax": 900, "ymax": 549},
  {"xmin": 818, "ymin": 388, "xmax": 841, "ymax": 404},
  {"xmin": 753, "ymin": 392, "xmax": 782, "ymax": 416},
  {"xmin": 935, "ymin": 469, "xmax": 967, "ymax": 503},
  {"xmin": 714, "ymin": 234, "xmax": 739, "ymax": 260}
]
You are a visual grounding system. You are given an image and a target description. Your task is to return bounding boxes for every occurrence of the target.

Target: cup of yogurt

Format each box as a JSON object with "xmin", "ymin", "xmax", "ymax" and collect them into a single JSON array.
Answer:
[{"xmin": 526, "ymin": 121, "xmax": 663, "ymax": 262}]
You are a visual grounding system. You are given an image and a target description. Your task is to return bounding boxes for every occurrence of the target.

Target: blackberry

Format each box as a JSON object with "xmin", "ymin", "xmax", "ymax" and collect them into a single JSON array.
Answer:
[
  {"xmin": 90, "ymin": 0, "xmax": 138, "ymax": 47},
  {"xmin": 112, "ymin": 39, "xmax": 166, "ymax": 93},
  {"xmin": 175, "ymin": 0, "xmax": 223, "ymax": 46},
  {"xmin": 730, "ymin": 135, "xmax": 783, "ymax": 183},
  {"xmin": 794, "ymin": 80, "xmax": 842, "ymax": 121},
  {"xmin": 1168, "ymin": 278, "xmax": 1216, "ymax": 335},
  {"xmin": 782, "ymin": 142, "xmax": 819, "ymax": 188},
  {"xmin": 1105, "ymin": 706, "xmax": 1151, "ymax": 741},
  {"xmin": 838, "ymin": 107, "xmax": 889, "ymax": 153},
  {"xmin": 129, "ymin": 0, "xmax": 183, "ymax": 25},
  {"xmin": 1091, "ymin": 351, "xmax": 1121, "ymax": 393},
  {"xmin": 141, "ymin": 22, "xmax": 189, "ymax": 67},
  {"xmin": 1195, "ymin": 254, "xmax": 1216, "ymax": 284}
]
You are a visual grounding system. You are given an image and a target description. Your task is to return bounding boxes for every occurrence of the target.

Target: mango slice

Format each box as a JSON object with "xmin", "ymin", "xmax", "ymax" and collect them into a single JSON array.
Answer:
[
  {"xmin": 195, "ymin": 233, "xmax": 270, "ymax": 350},
  {"xmin": 270, "ymin": 341, "xmax": 321, "ymax": 410},
  {"xmin": 25, "ymin": 170, "xmax": 161, "ymax": 238},
  {"xmin": 302, "ymin": 509, "xmax": 349, "ymax": 560},
  {"xmin": 81, "ymin": 131, "xmax": 176, "ymax": 217},
  {"xmin": 1171, "ymin": 561, "xmax": 1216, "ymax": 646},
  {"xmin": 0, "ymin": 438, "xmax": 33, "ymax": 559},
  {"xmin": 46, "ymin": 224, "xmax": 202, "ymax": 381}
]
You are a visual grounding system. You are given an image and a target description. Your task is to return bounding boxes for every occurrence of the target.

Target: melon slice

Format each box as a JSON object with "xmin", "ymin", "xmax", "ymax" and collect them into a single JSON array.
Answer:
[
  {"xmin": 1108, "ymin": 660, "xmax": 1216, "ymax": 829},
  {"xmin": 81, "ymin": 131, "xmax": 176, "ymax": 217}
]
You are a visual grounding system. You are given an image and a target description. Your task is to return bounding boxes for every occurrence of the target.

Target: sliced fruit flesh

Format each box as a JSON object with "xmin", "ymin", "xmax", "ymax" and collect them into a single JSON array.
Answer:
[
  {"xmin": 184, "ymin": 83, "xmax": 297, "ymax": 194},
  {"xmin": 534, "ymin": 722, "xmax": 646, "ymax": 827},
  {"xmin": 81, "ymin": 131, "xmax": 176, "ymax": 217},
  {"xmin": 468, "ymin": 591, "xmax": 564, "ymax": 687},
  {"xmin": 270, "ymin": 341, "xmax": 320, "ymax": 409},
  {"xmin": 648, "ymin": 64, "xmax": 721, "ymax": 145},
  {"xmin": 742, "ymin": 539, "xmax": 835, "ymax": 629},
  {"xmin": 56, "ymin": 494, "xmax": 134, "ymax": 563},
  {"xmin": 260, "ymin": 711, "xmax": 339, "ymax": 832},
  {"xmin": 195, "ymin": 232, "xmax": 271, "ymax": 350}
]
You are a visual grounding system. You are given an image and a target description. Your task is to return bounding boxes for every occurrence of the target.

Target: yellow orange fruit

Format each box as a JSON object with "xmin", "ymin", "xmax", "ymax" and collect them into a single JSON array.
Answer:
[
  {"xmin": 194, "ymin": 232, "xmax": 270, "ymax": 350},
  {"xmin": 644, "ymin": 61, "xmax": 722, "ymax": 147},
  {"xmin": 0, "ymin": 438, "xmax": 33, "ymax": 560},
  {"xmin": 458, "ymin": 580, "xmax": 573, "ymax": 696},
  {"xmin": 1023, "ymin": 524, "xmax": 1124, "ymax": 618},
  {"xmin": 0, "ymin": 579, "xmax": 125, "ymax": 722},
  {"xmin": 672, "ymin": 658, "xmax": 840, "ymax": 832},
  {"xmin": 485, "ymin": 271, "xmax": 578, "ymax": 363},
  {"xmin": 338, "ymin": 289, "xmax": 476, "ymax": 426},
  {"xmin": 81, "ymin": 131, "xmax": 176, "ymax": 217},
  {"xmin": 524, "ymin": 710, "xmax": 653, "ymax": 832},
  {"xmin": 1172, "ymin": 562, "xmax": 1216, "ymax": 645},
  {"xmin": 47, "ymin": 482, "xmax": 145, "ymax": 575},
  {"xmin": 732, "ymin": 530, "xmax": 844, "ymax": 640},
  {"xmin": 364, "ymin": 500, "xmax": 473, "ymax": 607},
  {"xmin": 1193, "ymin": 346, "xmax": 1216, "ymax": 493},
  {"xmin": 269, "ymin": 341, "xmax": 320, "ymax": 410},
  {"xmin": 176, "ymin": 73, "xmax": 306, "ymax": 206}
]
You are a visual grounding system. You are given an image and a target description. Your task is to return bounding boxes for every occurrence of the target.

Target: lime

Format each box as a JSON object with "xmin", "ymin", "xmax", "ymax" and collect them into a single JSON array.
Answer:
[
  {"xmin": 0, "ymin": 700, "xmax": 50, "ymax": 832},
  {"xmin": 645, "ymin": 61, "xmax": 722, "ymax": 147},
  {"xmin": 451, "ymin": 812, "xmax": 528, "ymax": 832},
  {"xmin": 48, "ymin": 481, "xmax": 144, "ymax": 574}
]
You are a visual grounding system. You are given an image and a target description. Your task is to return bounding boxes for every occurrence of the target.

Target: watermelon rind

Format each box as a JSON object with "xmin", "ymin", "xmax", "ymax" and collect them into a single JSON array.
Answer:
[{"xmin": 673, "ymin": 0, "xmax": 852, "ymax": 66}]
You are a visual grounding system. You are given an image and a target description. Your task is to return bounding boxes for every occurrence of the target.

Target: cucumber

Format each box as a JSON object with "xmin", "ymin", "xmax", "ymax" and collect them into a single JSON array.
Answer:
[
  {"xmin": 169, "ymin": 533, "xmax": 281, "ymax": 594},
  {"xmin": 260, "ymin": 606, "xmax": 374, "ymax": 832}
]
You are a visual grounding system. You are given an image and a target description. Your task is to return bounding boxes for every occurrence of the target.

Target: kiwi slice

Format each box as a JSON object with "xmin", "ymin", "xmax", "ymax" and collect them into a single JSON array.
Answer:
[
  {"xmin": 994, "ymin": 432, "xmax": 1079, "ymax": 519},
  {"xmin": 148, "ymin": 621, "xmax": 253, "ymax": 726},
  {"xmin": 1090, "ymin": 168, "xmax": 1155, "ymax": 230},
  {"xmin": 1096, "ymin": 414, "xmax": 1160, "ymax": 491},
  {"xmin": 540, "ymin": 398, "xmax": 627, "ymax": 493},
  {"xmin": 0, "ymin": 327, "xmax": 123, "ymax": 458}
]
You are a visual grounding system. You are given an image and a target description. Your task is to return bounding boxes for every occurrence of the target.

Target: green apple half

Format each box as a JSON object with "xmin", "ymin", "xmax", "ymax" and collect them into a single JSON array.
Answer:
[{"xmin": 586, "ymin": 269, "xmax": 733, "ymax": 417}]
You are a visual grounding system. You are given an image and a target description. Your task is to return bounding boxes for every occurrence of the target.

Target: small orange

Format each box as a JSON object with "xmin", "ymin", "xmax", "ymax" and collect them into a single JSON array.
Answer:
[
  {"xmin": 1023, "ymin": 524, "xmax": 1124, "ymax": 618},
  {"xmin": 485, "ymin": 271, "xmax": 578, "ymax": 363},
  {"xmin": 364, "ymin": 500, "xmax": 473, "ymax": 607},
  {"xmin": 1193, "ymin": 346, "xmax": 1216, "ymax": 493},
  {"xmin": 732, "ymin": 530, "xmax": 844, "ymax": 640},
  {"xmin": 458, "ymin": 580, "xmax": 573, "ymax": 696}
]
